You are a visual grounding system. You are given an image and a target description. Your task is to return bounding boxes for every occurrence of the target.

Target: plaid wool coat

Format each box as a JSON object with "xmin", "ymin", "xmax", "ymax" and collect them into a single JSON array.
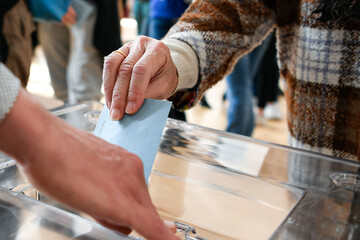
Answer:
[{"xmin": 166, "ymin": 0, "xmax": 360, "ymax": 161}]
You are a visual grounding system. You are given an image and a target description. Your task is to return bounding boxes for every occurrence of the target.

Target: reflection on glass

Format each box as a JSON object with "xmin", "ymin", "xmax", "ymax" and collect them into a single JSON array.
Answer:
[{"xmin": 1, "ymin": 102, "xmax": 360, "ymax": 240}]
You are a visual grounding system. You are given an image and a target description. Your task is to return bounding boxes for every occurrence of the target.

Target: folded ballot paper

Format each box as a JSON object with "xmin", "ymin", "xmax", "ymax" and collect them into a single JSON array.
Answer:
[{"xmin": 93, "ymin": 99, "xmax": 171, "ymax": 182}]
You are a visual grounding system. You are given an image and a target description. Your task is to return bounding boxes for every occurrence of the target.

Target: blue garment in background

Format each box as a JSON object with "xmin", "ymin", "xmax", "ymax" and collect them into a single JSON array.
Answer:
[
  {"xmin": 150, "ymin": 0, "xmax": 189, "ymax": 19},
  {"xmin": 226, "ymin": 56, "xmax": 255, "ymax": 137},
  {"xmin": 29, "ymin": 0, "xmax": 71, "ymax": 22},
  {"xmin": 148, "ymin": 0, "xmax": 190, "ymax": 121},
  {"xmin": 225, "ymin": 31, "xmax": 274, "ymax": 136},
  {"xmin": 133, "ymin": 0, "xmax": 150, "ymax": 35},
  {"xmin": 149, "ymin": 18, "xmax": 177, "ymax": 39}
]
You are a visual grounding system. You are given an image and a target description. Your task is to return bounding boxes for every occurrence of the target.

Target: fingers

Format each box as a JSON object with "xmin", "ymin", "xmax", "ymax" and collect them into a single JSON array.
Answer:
[
  {"xmin": 111, "ymin": 45, "xmax": 148, "ymax": 119},
  {"xmin": 103, "ymin": 36, "xmax": 177, "ymax": 120},
  {"xmin": 92, "ymin": 151, "xmax": 178, "ymax": 240},
  {"xmin": 129, "ymin": 207, "xmax": 180, "ymax": 240},
  {"xmin": 106, "ymin": 50, "xmax": 130, "ymax": 120},
  {"xmin": 94, "ymin": 217, "xmax": 132, "ymax": 235},
  {"xmin": 125, "ymin": 40, "xmax": 173, "ymax": 115},
  {"xmin": 95, "ymin": 217, "xmax": 178, "ymax": 240},
  {"xmin": 109, "ymin": 72, "xmax": 130, "ymax": 120},
  {"xmin": 164, "ymin": 220, "xmax": 177, "ymax": 233},
  {"xmin": 103, "ymin": 47, "xmax": 129, "ymax": 111},
  {"xmin": 125, "ymin": 58, "xmax": 151, "ymax": 115},
  {"xmin": 108, "ymin": 39, "xmax": 151, "ymax": 118}
]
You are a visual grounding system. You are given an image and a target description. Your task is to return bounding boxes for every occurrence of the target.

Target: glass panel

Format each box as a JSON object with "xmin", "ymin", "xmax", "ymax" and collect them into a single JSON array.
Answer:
[
  {"xmin": 0, "ymin": 188, "xmax": 135, "ymax": 240},
  {"xmin": 1, "ymin": 102, "xmax": 360, "ymax": 239}
]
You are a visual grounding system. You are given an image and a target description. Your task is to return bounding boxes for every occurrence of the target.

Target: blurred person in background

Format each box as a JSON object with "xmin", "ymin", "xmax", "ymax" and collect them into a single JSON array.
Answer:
[
  {"xmin": 253, "ymin": 30, "xmax": 282, "ymax": 126},
  {"xmin": 224, "ymin": 30, "xmax": 278, "ymax": 135},
  {"xmin": 37, "ymin": 0, "xmax": 121, "ymax": 104},
  {"xmin": 0, "ymin": 0, "xmax": 35, "ymax": 87},
  {"xmin": 133, "ymin": 0, "xmax": 150, "ymax": 35},
  {"xmin": 148, "ymin": 0, "xmax": 190, "ymax": 39},
  {"xmin": 224, "ymin": 56, "xmax": 255, "ymax": 136}
]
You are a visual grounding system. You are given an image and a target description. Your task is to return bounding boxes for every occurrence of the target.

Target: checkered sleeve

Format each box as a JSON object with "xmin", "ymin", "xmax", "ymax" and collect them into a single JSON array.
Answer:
[{"xmin": 0, "ymin": 63, "xmax": 21, "ymax": 123}]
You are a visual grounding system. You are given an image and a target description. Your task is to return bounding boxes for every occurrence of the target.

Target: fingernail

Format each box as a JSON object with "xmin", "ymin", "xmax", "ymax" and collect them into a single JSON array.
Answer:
[
  {"xmin": 164, "ymin": 220, "xmax": 176, "ymax": 232},
  {"xmin": 110, "ymin": 108, "xmax": 121, "ymax": 120},
  {"xmin": 125, "ymin": 102, "xmax": 135, "ymax": 114}
]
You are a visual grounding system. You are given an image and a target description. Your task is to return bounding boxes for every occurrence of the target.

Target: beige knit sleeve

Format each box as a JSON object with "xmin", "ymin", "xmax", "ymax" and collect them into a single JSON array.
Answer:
[{"xmin": 162, "ymin": 38, "xmax": 198, "ymax": 91}]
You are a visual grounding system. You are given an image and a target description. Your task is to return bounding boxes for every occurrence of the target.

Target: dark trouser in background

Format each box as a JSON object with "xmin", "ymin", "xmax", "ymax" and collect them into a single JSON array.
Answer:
[{"xmin": 2, "ymin": 0, "xmax": 35, "ymax": 87}]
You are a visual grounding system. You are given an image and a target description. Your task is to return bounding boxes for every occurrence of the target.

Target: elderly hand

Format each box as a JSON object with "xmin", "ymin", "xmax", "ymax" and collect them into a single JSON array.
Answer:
[
  {"xmin": 0, "ymin": 89, "xmax": 179, "ymax": 240},
  {"xmin": 103, "ymin": 36, "xmax": 178, "ymax": 120}
]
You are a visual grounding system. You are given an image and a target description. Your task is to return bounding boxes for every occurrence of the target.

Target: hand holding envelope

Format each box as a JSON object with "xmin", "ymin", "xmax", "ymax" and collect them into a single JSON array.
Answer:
[
  {"xmin": 93, "ymin": 99, "xmax": 178, "ymax": 239},
  {"xmin": 0, "ymin": 89, "xmax": 178, "ymax": 240},
  {"xmin": 94, "ymin": 99, "xmax": 172, "ymax": 181}
]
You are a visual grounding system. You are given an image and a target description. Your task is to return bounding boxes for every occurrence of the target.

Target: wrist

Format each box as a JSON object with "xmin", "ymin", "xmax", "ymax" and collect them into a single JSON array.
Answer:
[
  {"xmin": 0, "ymin": 89, "xmax": 53, "ymax": 165},
  {"xmin": 162, "ymin": 39, "xmax": 198, "ymax": 90}
]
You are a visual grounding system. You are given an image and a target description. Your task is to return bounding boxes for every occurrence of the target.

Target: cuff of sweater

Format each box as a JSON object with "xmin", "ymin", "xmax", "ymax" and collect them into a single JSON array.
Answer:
[
  {"xmin": 162, "ymin": 39, "xmax": 198, "ymax": 91},
  {"xmin": 0, "ymin": 63, "xmax": 21, "ymax": 123}
]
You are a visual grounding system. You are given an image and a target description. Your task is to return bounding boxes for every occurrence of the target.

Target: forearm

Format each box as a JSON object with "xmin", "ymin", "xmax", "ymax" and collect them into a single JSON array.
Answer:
[
  {"xmin": 0, "ymin": 88, "xmax": 121, "ymax": 215},
  {"xmin": 0, "ymin": 89, "xmax": 53, "ymax": 165},
  {"xmin": 0, "ymin": 72, "xmax": 178, "ymax": 239},
  {"xmin": 165, "ymin": 0, "xmax": 276, "ymax": 109}
]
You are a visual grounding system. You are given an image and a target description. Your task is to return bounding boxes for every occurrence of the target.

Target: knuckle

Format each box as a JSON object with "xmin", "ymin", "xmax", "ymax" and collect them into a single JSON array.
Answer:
[
  {"xmin": 112, "ymin": 91, "xmax": 126, "ymax": 102},
  {"xmin": 128, "ymin": 85, "xmax": 145, "ymax": 98},
  {"xmin": 129, "ymin": 154, "xmax": 144, "ymax": 174},
  {"xmin": 154, "ymin": 41, "xmax": 169, "ymax": 54},
  {"xmin": 137, "ymin": 35, "xmax": 150, "ymax": 45},
  {"xmin": 112, "ymin": 150, "xmax": 144, "ymax": 181},
  {"xmin": 124, "ymin": 41, "xmax": 133, "ymax": 47},
  {"xmin": 117, "ymin": 151, "xmax": 144, "ymax": 176},
  {"xmin": 118, "ymin": 62, "xmax": 133, "ymax": 77},
  {"xmin": 132, "ymin": 64, "xmax": 148, "ymax": 78},
  {"xmin": 157, "ymin": 41, "xmax": 168, "ymax": 50},
  {"xmin": 103, "ymin": 87, "xmax": 114, "ymax": 97},
  {"xmin": 148, "ymin": 42, "xmax": 170, "ymax": 65},
  {"xmin": 103, "ymin": 56, "xmax": 117, "ymax": 69}
]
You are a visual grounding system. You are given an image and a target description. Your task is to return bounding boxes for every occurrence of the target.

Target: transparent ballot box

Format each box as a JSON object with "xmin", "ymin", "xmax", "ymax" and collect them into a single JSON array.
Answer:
[
  {"xmin": 0, "ymin": 188, "xmax": 136, "ymax": 240},
  {"xmin": 1, "ymin": 101, "xmax": 360, "ymax": 239}
]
